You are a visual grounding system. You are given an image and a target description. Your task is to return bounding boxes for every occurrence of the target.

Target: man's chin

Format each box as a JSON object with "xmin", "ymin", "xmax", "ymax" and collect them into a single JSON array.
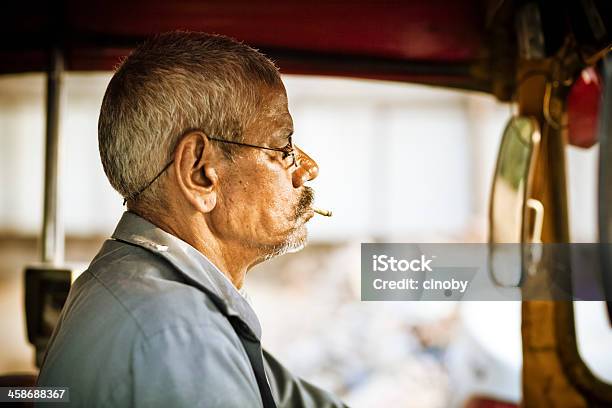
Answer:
[
  {"xmin": 263, "ymin": 226, "xmax": 308, "ymax": 260},
  {"xmin": 284, "ymin": 240, "xmax": 306, "ymax": 254}
]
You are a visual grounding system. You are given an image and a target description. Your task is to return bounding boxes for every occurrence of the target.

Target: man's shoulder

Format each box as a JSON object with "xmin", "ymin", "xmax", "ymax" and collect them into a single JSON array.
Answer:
[
  {"xmin": 38, "ymin": 240, "xmax": 253, "ymax": 405},
  {"xmin": 40, "ymin": 239, "xmax": 237, "ymax": 373},
  {"xmin": 72, "ymin": 239, "xmax": 229, "ymax": 337}
]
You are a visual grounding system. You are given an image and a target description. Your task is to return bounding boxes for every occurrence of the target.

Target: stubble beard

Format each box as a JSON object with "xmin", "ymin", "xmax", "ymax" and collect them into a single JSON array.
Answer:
[{"xmin": 262, "ymin": 186, "xmax": 314, "ymax": 260}]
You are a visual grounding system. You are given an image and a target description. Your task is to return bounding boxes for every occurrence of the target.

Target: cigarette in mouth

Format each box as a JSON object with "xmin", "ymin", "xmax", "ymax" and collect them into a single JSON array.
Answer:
[{"xmin": 312, "ymin": 207, "xmax": 333, "ymax": 217}]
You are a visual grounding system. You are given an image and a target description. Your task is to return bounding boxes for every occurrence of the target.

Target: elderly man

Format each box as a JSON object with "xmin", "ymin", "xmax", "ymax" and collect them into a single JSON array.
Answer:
[{"xmin": 37, "ymin": 32, "xmax": 345, "ymax": 408}]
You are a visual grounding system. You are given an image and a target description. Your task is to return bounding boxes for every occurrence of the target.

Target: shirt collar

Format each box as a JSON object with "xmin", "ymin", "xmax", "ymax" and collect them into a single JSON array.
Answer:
[{"xmin": 110, "ymin": 211, "xmax": 262, "ymax": 340}]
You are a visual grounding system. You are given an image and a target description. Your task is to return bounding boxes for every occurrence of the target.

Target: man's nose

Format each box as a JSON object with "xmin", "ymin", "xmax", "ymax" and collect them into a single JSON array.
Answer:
[{"xmin": 292, "ymin": 146, "xmax": 319, "ymax": 188}]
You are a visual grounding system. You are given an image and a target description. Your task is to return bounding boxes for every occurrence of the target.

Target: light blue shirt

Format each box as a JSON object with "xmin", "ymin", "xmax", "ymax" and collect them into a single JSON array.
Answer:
[{"xmin": 37, "ymin": 211, "xmax": 347, "ymax": 407}]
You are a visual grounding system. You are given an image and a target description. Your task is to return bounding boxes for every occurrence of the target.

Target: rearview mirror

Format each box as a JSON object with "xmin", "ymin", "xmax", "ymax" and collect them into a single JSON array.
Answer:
[{"xmin": 489, "ymin": 116, "xmax": 541, "ymax": 287}]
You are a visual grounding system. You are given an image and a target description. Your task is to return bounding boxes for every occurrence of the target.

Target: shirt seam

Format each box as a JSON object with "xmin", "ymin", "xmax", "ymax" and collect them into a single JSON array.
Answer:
[
  {"xmin": 137, "ymin": 321, "xmax": 220, "ymax": 348},
  {"xmin": 88, "ymin": 242, "xmax": 126, "ymax": 269}
]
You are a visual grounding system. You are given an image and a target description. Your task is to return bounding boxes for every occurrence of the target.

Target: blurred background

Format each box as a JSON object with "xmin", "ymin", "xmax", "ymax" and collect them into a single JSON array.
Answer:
[{"xmin": 0, "ymin": 72, "xmax": 608, "ymax": 407}]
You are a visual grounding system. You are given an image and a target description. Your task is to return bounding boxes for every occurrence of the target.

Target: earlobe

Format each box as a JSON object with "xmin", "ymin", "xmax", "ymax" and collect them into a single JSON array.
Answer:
[{"xmin": 196, "ymin": 193, "xmax": 217, "ymax": 213}]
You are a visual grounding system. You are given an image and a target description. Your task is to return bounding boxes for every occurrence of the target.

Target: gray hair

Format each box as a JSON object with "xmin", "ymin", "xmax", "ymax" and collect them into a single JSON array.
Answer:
[{"xmin": 98, "ymin": 31, "xmax": 283, "ymax": 209}]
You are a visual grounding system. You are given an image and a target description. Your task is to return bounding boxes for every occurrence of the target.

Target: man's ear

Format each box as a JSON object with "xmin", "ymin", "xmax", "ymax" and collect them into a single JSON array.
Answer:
[{"xmin": 172, "ymin": 131, "xmax": 219, "ymax": 213}]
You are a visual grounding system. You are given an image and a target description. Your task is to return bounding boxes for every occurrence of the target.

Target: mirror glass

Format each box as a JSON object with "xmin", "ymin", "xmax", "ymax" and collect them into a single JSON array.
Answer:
[{"xmin": 489, "ymin": 116, "xmax": 540, "ymax": 287}]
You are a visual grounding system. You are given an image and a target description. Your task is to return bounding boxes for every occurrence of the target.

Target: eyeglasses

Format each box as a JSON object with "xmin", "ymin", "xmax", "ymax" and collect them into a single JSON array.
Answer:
[
  {"xmin": 208, "ymin": 135, "xmax": 298, "ymax": 169},
  {"xmin": 123, "ymin": 133, "xmax": 298, "ymax": 205}
]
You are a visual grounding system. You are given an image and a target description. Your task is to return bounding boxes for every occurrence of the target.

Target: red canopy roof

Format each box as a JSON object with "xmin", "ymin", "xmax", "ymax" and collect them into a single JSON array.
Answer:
[{"xmin": 3, "ymin": 0, "xmax": 489, "ymax": 91}]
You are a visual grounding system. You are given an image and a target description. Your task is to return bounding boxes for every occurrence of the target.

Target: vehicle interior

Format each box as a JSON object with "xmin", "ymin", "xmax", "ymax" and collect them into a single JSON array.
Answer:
[{"xmin": 1, "ymin": 1, "xmax": 612, "ymax": 407}]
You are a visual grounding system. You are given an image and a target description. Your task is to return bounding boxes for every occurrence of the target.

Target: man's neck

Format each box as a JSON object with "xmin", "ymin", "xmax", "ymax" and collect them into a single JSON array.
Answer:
[{"xmin": 130, "ymin": 207, "xmax": 254, "ymax": 289}]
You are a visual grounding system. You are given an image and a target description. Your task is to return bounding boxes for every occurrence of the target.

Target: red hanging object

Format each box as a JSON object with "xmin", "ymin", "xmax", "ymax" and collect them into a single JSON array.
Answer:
[{"xmin": 567, "ymin": 67, "xmax": 602, "ymax": 148}]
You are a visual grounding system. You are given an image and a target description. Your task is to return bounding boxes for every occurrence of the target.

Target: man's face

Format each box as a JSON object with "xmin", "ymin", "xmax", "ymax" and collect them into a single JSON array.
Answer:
[{"xmin": 212, "ymin": 86, "xmax": 319, "ymax": 259}]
